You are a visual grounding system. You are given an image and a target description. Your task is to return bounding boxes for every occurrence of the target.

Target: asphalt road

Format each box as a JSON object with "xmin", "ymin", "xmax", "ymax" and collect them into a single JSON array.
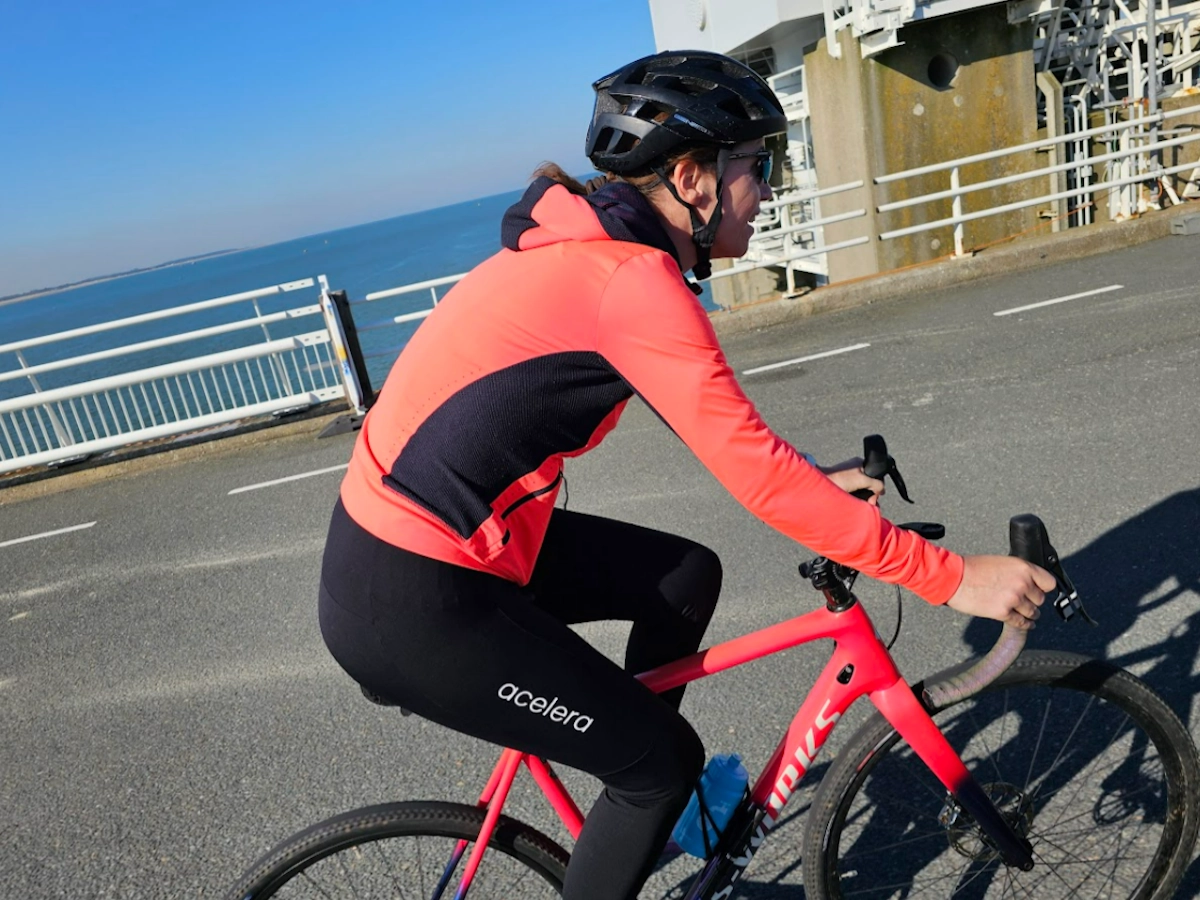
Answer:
[{"xmin": 2, "ymin": 231, "xmax": 1199, "ymax": 899}]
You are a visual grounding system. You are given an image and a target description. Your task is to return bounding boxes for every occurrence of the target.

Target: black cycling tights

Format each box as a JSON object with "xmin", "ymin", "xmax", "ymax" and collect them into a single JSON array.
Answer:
[{"xmin": 319, "ymin": 499, "xmax": 722, "ymax": 900}]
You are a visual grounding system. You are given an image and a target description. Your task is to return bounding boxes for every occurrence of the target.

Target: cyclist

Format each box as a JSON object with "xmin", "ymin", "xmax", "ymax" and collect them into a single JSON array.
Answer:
[{"xmin": 318, "ymin": 50, "xmax": 1055, "ymax": 900}]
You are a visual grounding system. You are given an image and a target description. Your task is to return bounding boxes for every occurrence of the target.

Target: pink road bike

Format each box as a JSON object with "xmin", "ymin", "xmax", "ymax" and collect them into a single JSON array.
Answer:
[{"xmin": 227, "ymin": 437, "xmax": 1200, "ymax": 900}]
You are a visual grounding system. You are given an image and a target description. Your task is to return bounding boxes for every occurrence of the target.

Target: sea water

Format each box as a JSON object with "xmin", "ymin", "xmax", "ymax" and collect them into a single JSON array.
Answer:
[{"xmin": 0, "ymin": 187, "xmax": 715, "ymax": 400}]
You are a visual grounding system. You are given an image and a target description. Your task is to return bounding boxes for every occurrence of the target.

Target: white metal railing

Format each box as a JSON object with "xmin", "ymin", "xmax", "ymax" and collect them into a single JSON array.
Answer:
[
  {"xmin": 874, "ymin": 100, "xmax": 1200, "ymax": 254},
  {"xmin": 0, "ymin": 277, "xmax": 353, "ymax": 474},
  {"xmin": 735, "ymin": 179, "xmax": 869, "ymax": 290}
]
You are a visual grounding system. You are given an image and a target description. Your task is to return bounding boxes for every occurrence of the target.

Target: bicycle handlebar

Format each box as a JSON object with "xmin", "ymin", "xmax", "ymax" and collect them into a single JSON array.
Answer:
[
  {"xmin": 810, "ymin": 435, "xmax": 1095, "ymax": 710},
  {"xmin": 922, "ymin": 518, "xmax": 1036, "ymax": 708}
]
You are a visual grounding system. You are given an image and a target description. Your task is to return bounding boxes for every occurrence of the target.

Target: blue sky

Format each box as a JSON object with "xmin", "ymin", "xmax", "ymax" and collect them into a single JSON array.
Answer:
[{"xmin": 1, "ymin": 1, "xmax": 657, "ymax": 296}]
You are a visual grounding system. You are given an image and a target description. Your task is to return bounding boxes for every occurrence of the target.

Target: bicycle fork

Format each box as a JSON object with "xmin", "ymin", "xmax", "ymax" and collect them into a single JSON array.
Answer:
[
  {"xmin": 683, "ymin": 678, "xmax": 1034, "ymax": 900},
  {"xmin": 873, "ymin": 676, "xmax": 1035, "ymax": 871}
]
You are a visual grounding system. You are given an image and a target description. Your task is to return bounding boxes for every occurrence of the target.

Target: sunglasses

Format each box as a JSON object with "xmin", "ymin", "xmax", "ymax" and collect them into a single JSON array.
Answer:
[{"xmin": 727, "ymin": 149, "xmax": 773, "ymax": 185}]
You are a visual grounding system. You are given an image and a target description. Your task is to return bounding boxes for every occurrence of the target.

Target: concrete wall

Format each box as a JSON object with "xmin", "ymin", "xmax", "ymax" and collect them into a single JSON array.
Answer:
[{"xmin": 808, "ymin": 8, "xmax": 1040, "ymax": 282}]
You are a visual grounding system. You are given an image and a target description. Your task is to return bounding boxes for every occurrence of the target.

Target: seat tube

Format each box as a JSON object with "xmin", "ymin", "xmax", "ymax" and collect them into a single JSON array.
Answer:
[
  {"xmin": 871, "ymin": 678, "xmax": 1034, "ymax": 870},
  {"xmin": 453, "ymin": 749, "xmax": 524, "ymax": 898}
]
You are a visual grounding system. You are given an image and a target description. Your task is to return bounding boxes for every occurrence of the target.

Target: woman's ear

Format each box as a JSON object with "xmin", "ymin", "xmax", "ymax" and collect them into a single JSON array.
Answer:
[{"xmin": 670, "ymin": 158, "xmax": 715, "ymax": 208}]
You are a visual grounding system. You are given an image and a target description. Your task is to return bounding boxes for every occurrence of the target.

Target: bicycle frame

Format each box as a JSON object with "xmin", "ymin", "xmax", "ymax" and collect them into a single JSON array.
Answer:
[{"xmin": 445, "ymin": 598, "xmax": 1032, "ymax": 898}]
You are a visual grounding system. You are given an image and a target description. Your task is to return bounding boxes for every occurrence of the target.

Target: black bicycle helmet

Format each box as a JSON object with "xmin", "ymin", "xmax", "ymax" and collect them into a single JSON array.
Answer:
[
  {"xmin": 585, "ymin": 51, "xmax": 787, "ymax": 279},
  {"xmin": 586, "ymin": 50, "xmax": 786, "ymax": 174}
]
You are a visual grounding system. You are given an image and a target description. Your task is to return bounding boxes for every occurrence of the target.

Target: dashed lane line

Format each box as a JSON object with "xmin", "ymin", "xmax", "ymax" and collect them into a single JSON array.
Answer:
[
  {"xmin": 993, "ymin": 284, "xmax": 1124, "ymax": 318},
  {"xmin": 228, "ymin": 463, "xmax": 348, "ymax": 495},
  {"xmin": 0, "ymin": 521, "xmax": 97, "ymax": 550},
  {"xmin": 742, "ymin": 342, "xmax": 871, "ymax": 376}
]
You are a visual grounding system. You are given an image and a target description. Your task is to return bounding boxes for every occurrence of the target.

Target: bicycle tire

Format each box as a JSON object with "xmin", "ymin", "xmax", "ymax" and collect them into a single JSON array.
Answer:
[
  {"xmin": 225, "ymin": 800, "xmax": 570, "ymax": 899},
  {"xmin": 802, "ymin": 650, "xmax": 1200, "ymax": 900}
]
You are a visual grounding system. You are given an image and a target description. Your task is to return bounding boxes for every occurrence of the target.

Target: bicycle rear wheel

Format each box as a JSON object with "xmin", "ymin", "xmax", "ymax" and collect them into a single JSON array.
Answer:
[
  {"xmin": 226, "ymin": 800, "xmax": 569, "ymax": 899},
  {"xmin": 803, "ymin": 651, "xmax": 1200, "ymax": 900}
]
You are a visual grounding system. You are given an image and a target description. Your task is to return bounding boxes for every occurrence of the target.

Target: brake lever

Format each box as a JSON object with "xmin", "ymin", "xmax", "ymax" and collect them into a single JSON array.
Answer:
[
  {"xmin": 1009, "ymin": 514, "xmax": 1097, "ymax": 626},
  {"xmin": 851, "ymin": 434, "xmax": 914, "ymax": 504}
]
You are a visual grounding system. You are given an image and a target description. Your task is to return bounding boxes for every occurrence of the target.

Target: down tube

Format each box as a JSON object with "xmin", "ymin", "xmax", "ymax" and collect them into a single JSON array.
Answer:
[
  {"xmin": 870, "ymin": 678, "xmax": 1034, "ymax": 870},
  {"xmin": 747, "ymin": 635, "xmax": 898, "ymax": 828}
]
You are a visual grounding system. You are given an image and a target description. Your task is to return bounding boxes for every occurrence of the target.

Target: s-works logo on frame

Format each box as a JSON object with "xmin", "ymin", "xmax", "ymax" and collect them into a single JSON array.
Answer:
[{"xmin": 497, "ymin": 683, "xmax": 594, "ymax": 732}]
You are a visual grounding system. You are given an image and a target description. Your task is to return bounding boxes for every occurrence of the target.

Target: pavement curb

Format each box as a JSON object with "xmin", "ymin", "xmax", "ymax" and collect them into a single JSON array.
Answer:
[
  {"xmin": 709, "ymin": 201, "xmax": 1198, "ymax": 336},
  {"xmin": 0, "ymin": 405, "xmax": 346, "ymax": 504}
]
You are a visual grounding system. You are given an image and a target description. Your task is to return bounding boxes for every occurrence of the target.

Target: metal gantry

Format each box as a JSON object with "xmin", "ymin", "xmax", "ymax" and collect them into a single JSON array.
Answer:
[{"xmin": 740, "ymin": 1, "xmax": 1200, "ymax": 289}]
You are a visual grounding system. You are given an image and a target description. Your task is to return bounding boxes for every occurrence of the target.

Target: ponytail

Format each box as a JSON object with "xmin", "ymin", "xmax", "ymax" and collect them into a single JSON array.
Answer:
[{"xmin": 531, "ymin": 162, "xmax": 616, "ymax": 196}]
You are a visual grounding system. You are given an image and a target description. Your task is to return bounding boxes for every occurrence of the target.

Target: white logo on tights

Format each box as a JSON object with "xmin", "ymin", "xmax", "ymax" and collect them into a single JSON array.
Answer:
[{"xmin": 497, "ymin": 683, "xmax": 594, "ymax": 732}]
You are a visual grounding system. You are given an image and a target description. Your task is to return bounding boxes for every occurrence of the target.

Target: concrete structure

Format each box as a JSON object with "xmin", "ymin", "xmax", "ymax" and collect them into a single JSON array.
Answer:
[
  {"xmin": 808, "ymin": 9, "xmax": 1039, "ymax": 280},
  {"xmin": 649, "ymin": 0, "xmax": 1200, "ymax": 289}
]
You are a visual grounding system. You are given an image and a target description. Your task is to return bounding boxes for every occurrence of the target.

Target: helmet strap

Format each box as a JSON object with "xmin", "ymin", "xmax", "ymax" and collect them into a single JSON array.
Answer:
[{"xmin": 651, "ymin": 149, "xmax": 730, "ymax": 281}]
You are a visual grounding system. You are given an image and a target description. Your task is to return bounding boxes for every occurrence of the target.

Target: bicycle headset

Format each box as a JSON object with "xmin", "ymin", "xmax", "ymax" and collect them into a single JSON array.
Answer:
[{"xmin": 584, "ymin": 50, "xmax": 789, "ymax": 279}]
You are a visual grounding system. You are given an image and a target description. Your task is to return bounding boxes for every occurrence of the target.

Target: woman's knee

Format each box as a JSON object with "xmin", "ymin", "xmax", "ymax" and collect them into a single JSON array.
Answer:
[
  {"xmin": 607, "ymin": 715, "xmax": 705, "ymax": 805},
  {"xmin": 670, "ymin": 544, "xmax": 722, "ymax": 626}
]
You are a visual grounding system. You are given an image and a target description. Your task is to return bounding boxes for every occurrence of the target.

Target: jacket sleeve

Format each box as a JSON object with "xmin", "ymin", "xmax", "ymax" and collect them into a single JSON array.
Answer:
[{"xmin": 595, "ymin": 250, "xmax": 964, "ymax": 604}]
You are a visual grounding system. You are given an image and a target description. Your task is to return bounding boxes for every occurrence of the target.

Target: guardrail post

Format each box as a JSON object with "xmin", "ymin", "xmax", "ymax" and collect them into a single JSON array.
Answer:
[
  {"xmin": 1036, "ymin": 71, "xmax": 1068, "ymax": 231},
  {"xmin": 318, "ymin": 282, "xmax": 375, "ymax": 437},
  {"xmin": 780, "ymin": 201, "xmax": 796, "ymax": 293},
  {"xmin": 951, "ymin": 166, "xmax": 966, "ymax": 257},
  {"xmin": 15, "ymin": 349, "xmax": 74, "ymax": 449}
]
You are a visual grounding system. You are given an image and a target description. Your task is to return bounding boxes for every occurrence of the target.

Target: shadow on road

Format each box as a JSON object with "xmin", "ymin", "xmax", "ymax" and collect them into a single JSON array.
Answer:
[
  {"xmin": 653, "ymin": 490, "xmax": 1200, "ymax": 898},
  {"xmin": 965, "ymin": 487, "xmax": 1200, "ymax": 895}
]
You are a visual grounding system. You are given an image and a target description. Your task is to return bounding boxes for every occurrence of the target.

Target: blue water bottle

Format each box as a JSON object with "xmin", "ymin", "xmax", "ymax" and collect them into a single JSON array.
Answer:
[{"xmin": 671, "ymin": 753, "xmax": 749, "ymax": 858}]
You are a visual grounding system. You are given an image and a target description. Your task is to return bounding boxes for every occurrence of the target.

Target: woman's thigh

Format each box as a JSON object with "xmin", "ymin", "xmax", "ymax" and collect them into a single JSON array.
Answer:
[
  {"xmin": 319, "ymin": 503, "xmax": 700, "ymax": 790},
  {"xmin": 528, "ymin": 508, "xmax": 722, "ymax": 627}
]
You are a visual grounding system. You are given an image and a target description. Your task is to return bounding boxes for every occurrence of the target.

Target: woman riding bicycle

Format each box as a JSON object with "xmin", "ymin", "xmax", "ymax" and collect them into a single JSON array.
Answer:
[{"xmin": 318, "ymin": 50, "xmax": 1055, "ymax": 900}]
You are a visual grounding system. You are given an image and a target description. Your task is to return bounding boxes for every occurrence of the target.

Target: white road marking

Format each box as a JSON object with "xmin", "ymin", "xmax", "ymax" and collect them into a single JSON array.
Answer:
[
  {"xmin": 228, "ymin": 463, "xmax": 348, "ymax": 495},
  {"xmin": 743, "ymin": 342, "xmax": 871, "ymax": 375},
  {"xmin": 9, "ymin": 612, "xmax": 29, "ymax": 621},
  {"xmin": 0, "ymin": 521, "xmax": 96, "ymax": 550},
  {"xmin": 993, "ymin": 284, "xmax": 1124, "ymax": 318}
]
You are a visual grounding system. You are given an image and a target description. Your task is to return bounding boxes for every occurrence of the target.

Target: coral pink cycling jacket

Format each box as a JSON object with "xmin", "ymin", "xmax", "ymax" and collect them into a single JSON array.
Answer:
[{"xmin": 339, "ymin": 178, "xmax": 964, "ymax": 603}]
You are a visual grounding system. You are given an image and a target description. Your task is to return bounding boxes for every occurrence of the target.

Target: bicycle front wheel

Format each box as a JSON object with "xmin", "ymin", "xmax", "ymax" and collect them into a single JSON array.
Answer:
[
  {"xmin": 803, "ymin": 651, "xmax": 1200, "ymax": 900},
  {"xmin": 225, "ymin": 800, "xmax": 569, "ymax": 899}
]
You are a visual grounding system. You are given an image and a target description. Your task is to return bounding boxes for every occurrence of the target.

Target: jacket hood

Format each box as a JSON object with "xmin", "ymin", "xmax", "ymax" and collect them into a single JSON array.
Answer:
[{"xmin": 501, "ymin": 177, "xmax": 681, "ymax": 267}]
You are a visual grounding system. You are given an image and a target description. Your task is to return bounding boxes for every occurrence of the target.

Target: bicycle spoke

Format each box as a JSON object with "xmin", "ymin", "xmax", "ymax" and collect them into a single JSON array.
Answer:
[
  {"xmin": 414, "ymin": 832, "xmax": 424, "ymax": 898},
  {"xmin": 299, "ymin": 867, "xmax": 338, "ymax": 900},
  {"xmin": 960, "ymin": 690, "xmax": 1007, "ymax": 786},
  {"xmin": 1038, "ymin": 710, "xmax": 1134, "ymax": 834},
  {"xmin": 839, "ymin": 826, "xmax": 951, "ymax": 858},
  {"xmin": 1021, "ymin": 690, "xmax": 1051, "ymax": 795}
]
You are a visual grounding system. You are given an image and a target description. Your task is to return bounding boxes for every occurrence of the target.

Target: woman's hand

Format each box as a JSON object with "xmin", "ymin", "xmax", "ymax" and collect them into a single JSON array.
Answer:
[
  {"xmin": 947, "ymin": 555, "xmax": 1057, "ymax": 629},
  {"xmin": 819, "ymin": 457, "xmax": 885, "ymax": 506}
]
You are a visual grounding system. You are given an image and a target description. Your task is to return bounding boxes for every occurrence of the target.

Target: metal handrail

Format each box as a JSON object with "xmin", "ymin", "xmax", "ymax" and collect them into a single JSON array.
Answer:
[
  {"xmin": 0, "ymin": 276, "xmax": 356, "ymax": 474},
  {"xmin": 0, "ymin": 333, "xmax": 332, "ymax": 415},
  {"xmin": 708, "ymin": 236, "xmax": 872, "ymax": 282},
  {"xmin": 0, "ymin": 305, "xmax": 322, "ymax": 384},
  {"xmin": 759, "ymin": 180, "xmax": 865, "ymax": 212},
  {"xmin": 879, "ymin": 158, "xmax": 1200, "ymax": 241},
  {"xmin": 362, "ymin": 273, "xmax": 466, "ymax": 303},
  {"xmin": 878, "ymin": 130, "xmax": 1200, "ymax": 213},
  {"xmin": 0, "ymin": 278, "xmax": 317, "ymax": 355},
  {"xmin": 875, "ymin": 104, "xmax": 1199, "ymax": 184}
]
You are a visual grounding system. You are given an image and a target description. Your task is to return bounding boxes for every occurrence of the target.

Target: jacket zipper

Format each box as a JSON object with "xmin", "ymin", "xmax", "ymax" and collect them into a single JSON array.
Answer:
[{"xmin": 500, "ymin": 471, "xmax": 564, "ymax": 519}]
